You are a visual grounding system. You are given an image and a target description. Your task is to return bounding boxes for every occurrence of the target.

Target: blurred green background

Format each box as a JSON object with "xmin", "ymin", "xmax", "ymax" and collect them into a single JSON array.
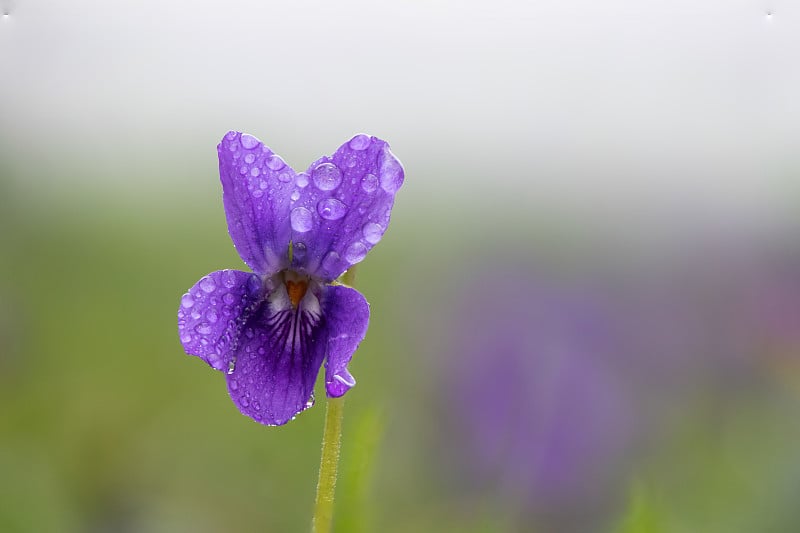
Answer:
[{"xmin": 2, "ymin": 1, "xmax": 800, "ymax": 532}]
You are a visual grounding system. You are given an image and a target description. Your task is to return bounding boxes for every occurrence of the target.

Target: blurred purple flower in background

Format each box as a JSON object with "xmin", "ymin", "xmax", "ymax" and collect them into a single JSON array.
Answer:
[
  {"xmin": 437, "ymin": 268, "xmax": 635, "ymax": 528},
  {"xmin": 178, "ymin": 131, "xmax": 404, "ymax": 425},
  {"xmin": 430, "ymin": 242, "xmax": 799, "ymax": 530}
]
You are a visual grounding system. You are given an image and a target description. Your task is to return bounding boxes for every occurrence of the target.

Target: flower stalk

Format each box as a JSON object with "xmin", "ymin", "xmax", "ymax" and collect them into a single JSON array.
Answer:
[
  {"xmin": 312, "ymin": 265, "xmax": 357, "ymax": 533},
  {"xmin": 312, "ymin": 395, "xmax": 345, "ymax": 533}
]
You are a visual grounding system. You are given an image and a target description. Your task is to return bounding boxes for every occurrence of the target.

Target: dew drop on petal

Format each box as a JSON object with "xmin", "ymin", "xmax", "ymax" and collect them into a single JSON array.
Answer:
[
  {"xmin": 191, "ymin": 309, "xmax": 201, "ymax": 320},
  {"xmin": 250, "ymin": 167, "xmax": 260, "ymax": 177},
  {"xmin": 241, "ymin": 396, "xmax": 250, "ymax": 407},
  {"xmin": 206, "ymin": 309, "xmax": 219, "ymax": 323},
  {"xmin": 291, "ymin": 191, "xmax": 300, "ymax": 201},
  {"xmin": 240, "ymin": 134, "xmax": 259, "ymax": 149},
  {"xmin": 223, "ymin": 293, "xmax": 235, "ymax": 305},
  {"xmin": 222, "ymin": 270, "xmax": 237, "ymax": 288},
  {"xmin": 379, "ymin": 147, "xmax": 404, "ymax": 193},
  {"xmin": 239, "ymin": 165, "xmax": 248, "ymax": 176},
  {"xmin": 362, "ymin": 222, "xmax": 384, "ymax": 244},
  {"xmin": 266, "ymin": 154, "xmax": 286, "ymax": 170},
  {"xmin": 296, "ymin": 172, "xmax": 309, "ymax": 188},
  {"xmin": 195, "ymin": 323, "xmax": 213, "ymax": 335},
  {"xmin": 277, "ymin": 171, "xmax": 293, "ymax": 183},
  {"xmin": 293, "ymin": 242, "xmax": 307, "ymax": 260},
  {"xmin": 244, "ymin": 153, "xmax": 255, "ymax": 164},
  {"xmin": 361, "ymin": 173, "xmax": 378, "ymax": 193},
  {"xmin": 259, "ymin": 180, "xmax": 268, "ymax": 190},
  {"xmin": 290, "ymin": 207, "xmax": 314, "ymax": 232},
  {"xmin": 348, "ymin": 134, "xmax": 371, "ymax": 151},
  {"xmin": 322, "ymin": 251, "xmax": 340, "ymax": 271},
  {"xmin": 180, "ymin": 332, "xmax": 192, "ymax": 344},
  {"xmin": 252, "ymin": 189, "xmax": 263, "ymax": 198},
  {"xmin": 199, "ymin": 276, "xmax": 216, "ymax": 293},
  {"xmin": 247, "ymin": 274, "xmax": 262, "ymax": 294},
  {"xmin": 317, "ymin": 198, "xmax": 348, "ymax": 221},
  {"xmin": 181, "ymin": 293, "xmax": 194, "ymax": 308},
  {"xmin": 345, "ymin": 242, "xmax": 368, "ymax": 263},
  {"xmin": 312, "ymin": 162, "xmax": 342, "ymax": 191},
  {"xmin": 230, "ymin": 377, "xmax": 238, "ymax": 388}
]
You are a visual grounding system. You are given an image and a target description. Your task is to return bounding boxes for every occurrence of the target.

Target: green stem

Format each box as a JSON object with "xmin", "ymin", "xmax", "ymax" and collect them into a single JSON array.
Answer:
[
  {"xmin": 312, "ymin": 396, "xmax": 345, "ymax": 533},
  {"xmin": 312, "ymin": 265, "xmax": 357, "ymax": 533}
]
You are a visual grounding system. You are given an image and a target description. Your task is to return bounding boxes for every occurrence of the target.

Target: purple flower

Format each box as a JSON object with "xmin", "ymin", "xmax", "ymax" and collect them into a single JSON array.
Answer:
[{"xmin": 178, "ymin": 131, "xmax": 404, "ymax": 425}]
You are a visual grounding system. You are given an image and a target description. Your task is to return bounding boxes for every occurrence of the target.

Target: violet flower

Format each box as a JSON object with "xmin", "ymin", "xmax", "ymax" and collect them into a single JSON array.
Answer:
[{"xmin": 178, "ymin": 131, "xmax": 404, "ymax": 425}]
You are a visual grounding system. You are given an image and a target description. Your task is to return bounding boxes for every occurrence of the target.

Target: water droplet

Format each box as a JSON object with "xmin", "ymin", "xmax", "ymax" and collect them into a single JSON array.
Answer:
[
  {"xmin": 293, "ymin": 242, "xmax": 307, "ymax": 260},
  {"xmin": 305, "ymin": 394, "xmax": 315, "ymax": 409},
  {"xmin": 322, "ymin": 251, "xmax": 340, "ymax": 271},
  {"xmin": 277, "ymin": 171, "xmax": 293, "ymax": 183},
  {"xmin": 206, "ymin": 309, "xmax": 219, "ymax": 323},
  {"xmin": 312, "ymin": 162, "xmax": 342, "ymax": 191},
  {"xmin": 252, "ymin": 189, "xmax": 263, "ymax": 198},
  {"xmin": 226, "ymin": 131, "xmax": 237, "ymax": 141},
  {"xmin": 379, "ymin": 147, "xmax": 404, "ymax": 193},
  {"xmin": 362, "ymin": 222, "xmax": 384, "ymax": 244},
  {"xmin": 266, "ymin": 154, "xmax": 286, "ymax": 170},
  {"xmin": 240, "ymin": 134, "xmax": 259, "ymax": 149},
  {"xmin": 317, "ymin": 198, "xmax": 348, "ymax": 221},
  {"xmin": 223, "ymin": 293, "xmax": 235, "ymax": 305},
  {"xmin": 181, "ymin": 293, "xmax": 194, "ymax": 308},
  {"xmin": 296, "ymin": 172, "xmax": 310, "ymax": 187},
  {"xmin": 291, "ymin": 191, "xmax": 300, "ymax": 201},
  {"xmin": 195, "ymin": 323, "xmax": 213, "ymax": 335},
  {"xmin": 230, "ymin": 377, "xmax": 238, "ymax": 388},
  {"xmin": 221, "ymin": 270, "xmax": 236, "ymax": 288},
  {"xmin": 253, "ymin": 400, "xmax": 262, "ymax": 411},
  {"xmin": 241, "ymin": 396, "xmax": 250, "ymax": 407},
  {"xmin": 361, "ymin": 173, "xmax": 378, "ymax": 193},
  {"xmin": 250, "ymin": 167, "xmax": 260, "ymax": 177},
  {"xmin": 290, "ymin": 207, "xmax": 314, "ymax": 232},
  {"xmin": 247, "ymin": 275, "xmax": 262, "ymax": 294},
  {"xmin": 259, "ymin": 180, "xmax": 268, "ymax": 190},
  {"xmin": 345, "ymin": 242, "xmax": 368, "ymax": 263},
  {"xmin": 199, "ymin": 276, "xmax": 216, "ymax": 293},
  {"xmin": 239, "ymin": 165, "xmax": 248, "ymax": 175},
  {"xmin": 348, "ymin": 134, "xmax": 371, "ymax": 151},
  {"xmin": 244, "ymin": 153, "xmax": 255, "ymax": 164},
  {"xmin": 180, "ymin": 332, "xmax": 192, "ymax": 344},
  {"xmin": 191, "ymin": 309, "xmax": 201, "ymax": 320}
]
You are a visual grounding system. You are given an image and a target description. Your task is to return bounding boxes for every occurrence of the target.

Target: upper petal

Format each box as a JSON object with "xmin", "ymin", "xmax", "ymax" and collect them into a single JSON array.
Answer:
[
  {"xmin": 178, "ymin": 269, "xmax": 265, "ymax": 371},
  {"xmin": 322, "ymin": 285, "xmax": 370, "ymax": 397},
  {"xmin": 287, "ymin": 135, "xmax": 404, "ymax": 280},
  {"xmin": 218, "ymin": 131, "xmax": 297, "ymax": 275},
  {"xmin": 226, "ymin": 281, "xmax": 328, "ymax": 425}
]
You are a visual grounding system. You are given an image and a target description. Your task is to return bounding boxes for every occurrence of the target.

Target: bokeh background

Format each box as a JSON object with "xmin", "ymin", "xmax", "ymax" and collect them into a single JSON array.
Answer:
[{"xmin": 2, "ymin": 1, "xmax": 799, "ymax": 531}]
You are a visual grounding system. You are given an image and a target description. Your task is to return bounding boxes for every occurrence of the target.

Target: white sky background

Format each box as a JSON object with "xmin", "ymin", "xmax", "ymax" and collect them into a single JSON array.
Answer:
[{"xmin": 0, "ymin": 0, "xmax": 798, "ymax": 241}]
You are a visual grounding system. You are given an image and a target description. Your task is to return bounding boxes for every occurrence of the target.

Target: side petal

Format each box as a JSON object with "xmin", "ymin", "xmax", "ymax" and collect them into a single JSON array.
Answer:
[
  {"xmin": 288, "ymin": 135, "xmax": 404, "ymax": 280},
  {"xmin": 218, "ymin": 131, "xmax": 297, "ymax": 275},
  {"xmin": 178, "ymin": 269, "xmax": 265, "ymax": 371},
  {"xmin": 226, "ymin": 283, "xmax": 328, "ymax": 425},
  {"xmin": 322, "ymin": 285, "xmax": 370, "ymax": 397}
]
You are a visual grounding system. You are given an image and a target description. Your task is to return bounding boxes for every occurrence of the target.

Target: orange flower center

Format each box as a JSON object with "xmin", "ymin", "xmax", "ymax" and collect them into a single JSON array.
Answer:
[{"xmin": 286, "ymin": 279, "xmax": 308, "ymax": 309}]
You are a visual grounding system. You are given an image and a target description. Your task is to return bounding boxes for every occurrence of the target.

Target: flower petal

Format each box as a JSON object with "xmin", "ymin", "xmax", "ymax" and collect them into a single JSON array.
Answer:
[
  {"xmin": 226, "ymin": 283, "xmax": 327, "ymax": 425},
  {"xmin": 288, "ymin": 134, "xmax": 404, "ymax": 280},
  {"xmin": 178, "ymin": 269, "xmax": 265, "ymax": 371},
  {"xmin": 218, "ymin": 131, "xmax": 297, "ymax": 275},
  {"xmin": 322, "ymin": 285, "xmax": 370, "ymax": 397}
]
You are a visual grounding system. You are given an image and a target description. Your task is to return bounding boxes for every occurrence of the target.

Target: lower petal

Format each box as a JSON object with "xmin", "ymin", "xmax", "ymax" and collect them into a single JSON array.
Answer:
[
  {"xmin": 226, "ymin": 284, "xmax": 327, "ymax": 425},
  {"xmin": 322, "ymin": 285, "xmax": 370, "ymax": 397}
]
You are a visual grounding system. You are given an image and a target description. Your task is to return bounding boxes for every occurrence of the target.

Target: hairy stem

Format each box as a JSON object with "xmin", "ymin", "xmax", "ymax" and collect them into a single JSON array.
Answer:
[{"xmin": 312, "ymin": 396, "xmax": 345, "ymax": 533}]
